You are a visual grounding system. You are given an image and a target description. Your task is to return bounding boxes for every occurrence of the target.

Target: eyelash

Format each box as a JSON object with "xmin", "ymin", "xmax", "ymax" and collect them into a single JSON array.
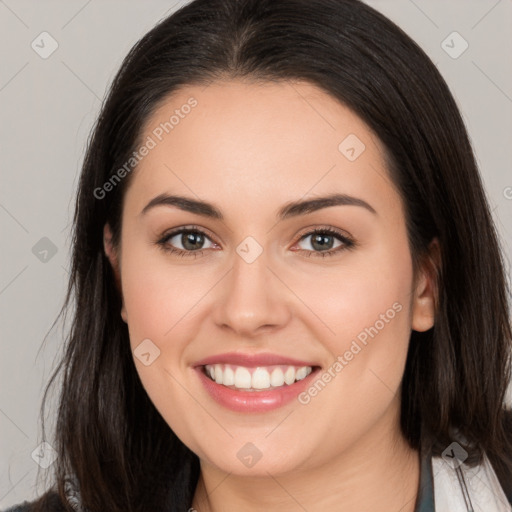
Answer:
[{"xmin": 156, "ymin": 225, "xmax": 356, "ymax": 259}]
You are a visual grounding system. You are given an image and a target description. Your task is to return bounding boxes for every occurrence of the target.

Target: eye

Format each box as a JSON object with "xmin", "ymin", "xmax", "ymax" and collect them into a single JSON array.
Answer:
[
  {"xmin": 294, "ymin": 227, "xmax": 355, "ymax": 258},
  {"xmin": 156, "ymin": 225, "xmax": 356, "ymax": 259},
  {"xmin": 156, "ymin": 226, "xmax": 217, "ymax": 258}
]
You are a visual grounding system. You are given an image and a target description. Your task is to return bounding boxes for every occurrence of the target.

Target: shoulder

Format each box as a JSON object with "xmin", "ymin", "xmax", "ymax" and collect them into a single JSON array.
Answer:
[{"xmin": 1, "ymin": 491, "xmax": 68, "ymax": 512}]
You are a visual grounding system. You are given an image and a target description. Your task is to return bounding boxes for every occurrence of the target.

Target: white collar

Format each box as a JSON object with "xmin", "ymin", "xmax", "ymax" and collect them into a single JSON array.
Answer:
[{"xmin": 432, "ymin": 451, "xmax": 512, "ymax": 511}]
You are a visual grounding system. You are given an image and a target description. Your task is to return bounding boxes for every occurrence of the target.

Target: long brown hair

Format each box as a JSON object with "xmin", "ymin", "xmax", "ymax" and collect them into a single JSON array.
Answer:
[{"xmin": 29, "ymin": 0, "xmax": 512, "ymax": 510}]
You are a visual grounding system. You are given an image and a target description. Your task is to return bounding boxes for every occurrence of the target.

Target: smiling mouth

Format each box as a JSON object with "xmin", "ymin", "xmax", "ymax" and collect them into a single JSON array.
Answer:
[{"xmin": 202, "ymin": 363, "xmax": 320, "ymax": 392}]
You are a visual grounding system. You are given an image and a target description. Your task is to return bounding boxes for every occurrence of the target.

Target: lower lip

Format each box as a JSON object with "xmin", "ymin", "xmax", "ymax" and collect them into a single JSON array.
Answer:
[{"xmin": 194, "ymin": 366, "xmax": 320, "ymax": 413}]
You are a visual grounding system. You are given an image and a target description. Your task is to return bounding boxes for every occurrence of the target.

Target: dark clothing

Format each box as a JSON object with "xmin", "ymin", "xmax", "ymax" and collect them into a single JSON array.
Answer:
[{"xmin": 2, "ymin": 491, "xmax": 68, "ymax": 512}]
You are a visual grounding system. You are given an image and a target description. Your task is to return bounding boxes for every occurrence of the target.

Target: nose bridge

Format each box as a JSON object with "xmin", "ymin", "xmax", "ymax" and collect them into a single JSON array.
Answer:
[{"xmin": 213, "ymin": 240, "xmax": 290, "ymax": 335}]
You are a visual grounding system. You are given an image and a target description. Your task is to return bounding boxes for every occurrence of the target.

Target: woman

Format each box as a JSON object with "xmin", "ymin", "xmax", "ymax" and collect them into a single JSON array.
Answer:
[{"xmin": 4, "ymin": 0, "xmax": 512, "ymax": 510}]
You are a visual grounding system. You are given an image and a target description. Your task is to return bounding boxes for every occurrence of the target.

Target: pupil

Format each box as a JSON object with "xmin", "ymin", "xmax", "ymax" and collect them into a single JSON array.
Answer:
[
  {"xmin": 183, "ymin": 232, "xmax": 204, "ymax": 250},
  {"xmin": 312, "ymin": 234, "xmax": 333, "ymax": 251}
]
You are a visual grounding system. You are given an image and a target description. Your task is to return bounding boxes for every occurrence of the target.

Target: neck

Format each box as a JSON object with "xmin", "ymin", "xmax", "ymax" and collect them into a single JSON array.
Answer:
[{"xmin": 191, "ymin": 404, "xmax": 421, "ymax": 512}]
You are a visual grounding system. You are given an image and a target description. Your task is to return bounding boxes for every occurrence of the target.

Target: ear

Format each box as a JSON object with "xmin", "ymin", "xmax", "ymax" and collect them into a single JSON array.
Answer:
[
  {"xmin": 103, "ymin": 223, "xmax": 127, "ymax": 323},
  {"xmin": 411, "ymin": 238, "xmax": 441, "ymax": 332}
]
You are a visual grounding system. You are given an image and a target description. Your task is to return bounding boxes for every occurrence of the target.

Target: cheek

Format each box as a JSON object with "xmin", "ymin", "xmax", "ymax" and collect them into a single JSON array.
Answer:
[
  {"xmin": 295, "ymin": 237, "xmax": 414, "ymax": 413},
  {"xmin": 119, "ymin": 249, "xmax": 208, "ymax": 438},
  {"xmin": 293, "ymin": 239, "xmax": 413, "ymax": 356},
  {"xmin": 120, "ymin": 244, "xmax": 210, "ymax": 348},
  {"xmin": 289, "ymin": 253, "xmax": 413, "ymax": 467}
]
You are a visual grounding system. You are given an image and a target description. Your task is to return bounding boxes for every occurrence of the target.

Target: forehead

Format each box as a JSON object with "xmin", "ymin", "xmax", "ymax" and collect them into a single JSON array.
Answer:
[{"xmin": 124, "ymin": 79, "xmax": 399, "ymax": 218}]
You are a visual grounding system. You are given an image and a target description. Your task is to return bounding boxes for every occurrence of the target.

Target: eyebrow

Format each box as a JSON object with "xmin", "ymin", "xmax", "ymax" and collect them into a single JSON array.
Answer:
[{"xmin": 139, "ymin": 192, "xmax": 377, "ymax": 220}]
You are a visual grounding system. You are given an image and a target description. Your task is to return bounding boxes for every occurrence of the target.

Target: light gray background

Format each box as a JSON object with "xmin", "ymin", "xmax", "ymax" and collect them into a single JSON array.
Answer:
[{"xmin": 1, "ymin": 0, "xmax": 511, "ymax": 508}]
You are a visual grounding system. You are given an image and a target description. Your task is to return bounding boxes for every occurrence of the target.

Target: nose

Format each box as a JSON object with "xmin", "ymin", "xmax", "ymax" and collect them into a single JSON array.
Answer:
[{"xmin": 212, "ymin": 248, "xmax": 292, "ymax": 338}]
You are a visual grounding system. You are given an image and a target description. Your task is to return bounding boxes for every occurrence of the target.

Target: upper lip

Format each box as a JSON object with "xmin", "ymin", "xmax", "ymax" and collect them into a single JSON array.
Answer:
[{"xmin": 193, "ymin": 352, "xmax": 320, "ymax": 368}]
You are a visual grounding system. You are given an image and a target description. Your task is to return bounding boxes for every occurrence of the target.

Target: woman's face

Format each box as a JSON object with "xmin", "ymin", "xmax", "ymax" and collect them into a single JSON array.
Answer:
[{"xmin": 104, "ymin": 79, "xmax": 435, "ymax": 476}]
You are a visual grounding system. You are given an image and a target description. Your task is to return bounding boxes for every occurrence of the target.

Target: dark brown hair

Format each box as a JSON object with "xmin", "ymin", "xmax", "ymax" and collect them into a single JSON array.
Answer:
[{"xmin": 27, "ymin": 0, "xmax": 512, "ymax": 510}]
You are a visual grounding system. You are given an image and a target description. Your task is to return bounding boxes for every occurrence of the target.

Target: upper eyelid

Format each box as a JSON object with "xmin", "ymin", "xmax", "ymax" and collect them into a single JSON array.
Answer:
[
  {"xmin": 162, "ymin": 225, "xmax": 218, "ymax": 244},
  {"xmin": 295, "ymin": 225, "xmax": 352, "ymax": 239}
]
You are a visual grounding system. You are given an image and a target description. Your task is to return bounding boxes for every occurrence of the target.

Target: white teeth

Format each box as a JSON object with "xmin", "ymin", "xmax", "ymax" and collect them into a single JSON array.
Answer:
[
  {"xmin": 270, "ymin": 367, "xmax": 285, "ymax": 387},
  {"xmin": 204, "ymin": 364, "xmax": 313, "ymax": 391},
  {"xmin": 251, "ymin": 367, "xmax": 271, "ymax": 389},
  {"xmin": 214, "ymin": 365, "xmax": 223, "ymax": 385},
  {"xmin": 234, "ymin": 367, "xmax": 252, "ymax": 389},
  {"xmin": 295, "ymin": 366, "xmax": 308, "ymax": 380},
  {"xmin": 284, "ymin": 366, "xmax": 295, "ymax": 385},
  {"xmin": 223, "ymin": 366, "xmax": 235, "ymax": 386}
]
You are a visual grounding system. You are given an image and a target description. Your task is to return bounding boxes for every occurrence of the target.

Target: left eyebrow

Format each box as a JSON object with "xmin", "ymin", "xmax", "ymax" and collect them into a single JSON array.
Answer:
[
  {"xmin": 278, "ymin": 193, "xmax": 377, "ymax": 219},
  {"xmin": 139, "ymin": 192, "xmax": 377, "ymax": 220}
]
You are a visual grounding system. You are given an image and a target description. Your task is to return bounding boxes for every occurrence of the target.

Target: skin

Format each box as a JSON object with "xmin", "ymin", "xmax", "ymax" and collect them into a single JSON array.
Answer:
[{"xmin": 104, "ymin": 79, "xmax": 438, "ymax": 512}]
